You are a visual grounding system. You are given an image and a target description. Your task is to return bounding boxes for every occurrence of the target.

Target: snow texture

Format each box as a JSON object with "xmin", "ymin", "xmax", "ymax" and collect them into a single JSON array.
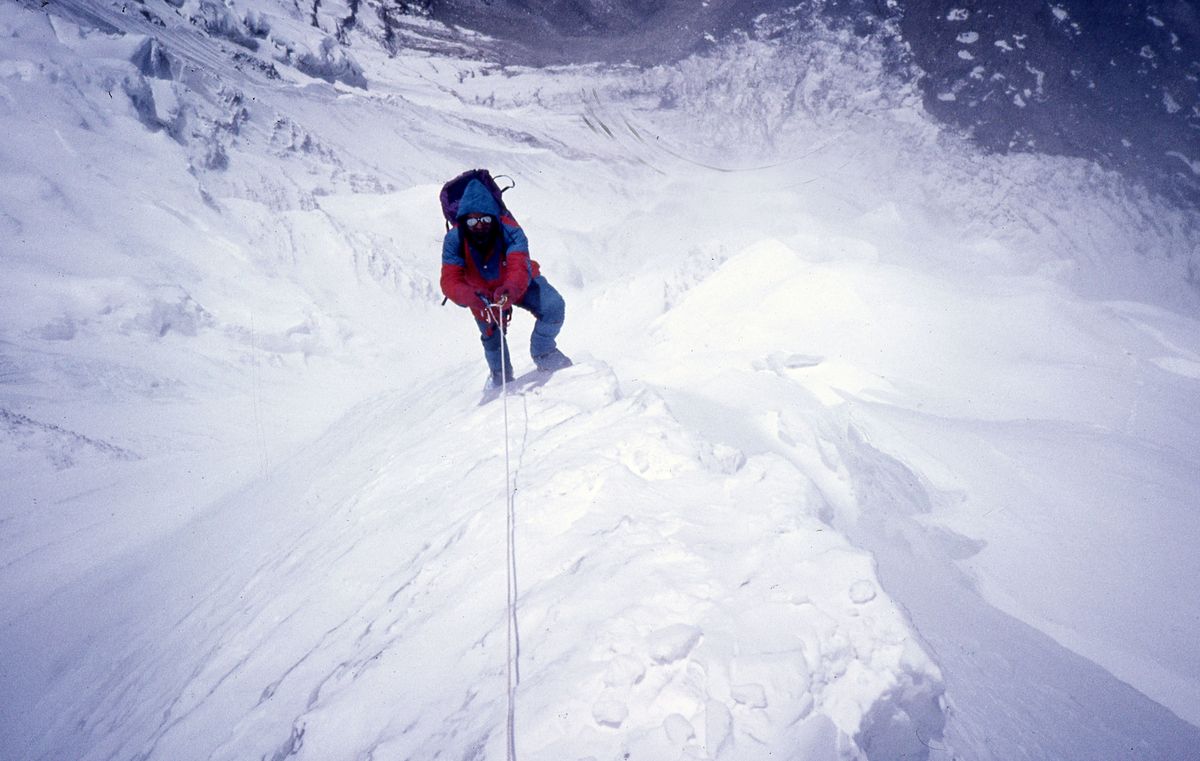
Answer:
[{"xmin": 1, "ymin": 1, "xmax": 1199, "ymax": 760}]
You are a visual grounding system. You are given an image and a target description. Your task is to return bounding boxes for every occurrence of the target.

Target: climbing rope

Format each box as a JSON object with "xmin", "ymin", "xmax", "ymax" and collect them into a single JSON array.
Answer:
[{"xmin": 487, "ymin": 300, "xmax": 519, "ymax": 761}]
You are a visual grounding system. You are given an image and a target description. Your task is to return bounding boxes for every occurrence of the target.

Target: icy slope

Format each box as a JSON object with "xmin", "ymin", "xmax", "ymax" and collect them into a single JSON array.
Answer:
[
  {"xmin": 625, "ymin": 236, "xmax": 1200, "ymax": 758},
  {"xmin": 12, "ymin": 365, "xmax": 944, "ymax": 760},
  {"xmin": 3, "ymin": 0, "xmax": 1200, "ymax": 760},
  {"xmin": 0, "ymin": 7, "xmax": 435, "ymax": 607}
]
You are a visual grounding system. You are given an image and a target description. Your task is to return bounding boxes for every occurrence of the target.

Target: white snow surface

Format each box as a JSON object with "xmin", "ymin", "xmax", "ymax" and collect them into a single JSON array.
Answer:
[{"xmin": 2, "ymin": 1, "xmax": 1200, "ymax": 760}]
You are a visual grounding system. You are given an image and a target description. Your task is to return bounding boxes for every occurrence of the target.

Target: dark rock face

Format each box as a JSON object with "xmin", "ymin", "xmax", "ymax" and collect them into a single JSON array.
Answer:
[
  {"xmin": 420, "ymin": 0, "xmax": 1200, "ymax": 208},
  {"xmin": 884, "ymin": 1, "xmax": 1200, "ymax": 208}
]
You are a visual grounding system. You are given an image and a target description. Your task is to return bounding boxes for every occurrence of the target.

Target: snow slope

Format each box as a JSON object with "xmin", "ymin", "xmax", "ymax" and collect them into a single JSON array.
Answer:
[{"xmin": 2, "ymin": 1, "xmax": 1199, "ymax": 760}]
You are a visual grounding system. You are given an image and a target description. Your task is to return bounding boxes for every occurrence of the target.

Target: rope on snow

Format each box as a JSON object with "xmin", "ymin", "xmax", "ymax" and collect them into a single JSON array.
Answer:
[{"xmin": 487, "ymin": 300, "xmax": 520, "ymax": 761}]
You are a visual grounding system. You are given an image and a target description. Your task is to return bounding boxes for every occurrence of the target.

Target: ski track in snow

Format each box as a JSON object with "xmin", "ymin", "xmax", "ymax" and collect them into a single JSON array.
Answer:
[{"xmin": 2, "ymin": 1, "xmax": 1200, "ymax": 760}]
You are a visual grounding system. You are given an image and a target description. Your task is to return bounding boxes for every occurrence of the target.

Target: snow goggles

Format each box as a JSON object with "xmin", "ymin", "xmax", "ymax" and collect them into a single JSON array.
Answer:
[{"xmin": 464, "ymin": 215, "xmax": 494, "ymax": 228}]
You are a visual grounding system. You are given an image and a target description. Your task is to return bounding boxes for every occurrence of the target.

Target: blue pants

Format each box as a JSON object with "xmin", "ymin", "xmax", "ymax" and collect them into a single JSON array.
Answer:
[{"xmin": 476, "ymin": 276, "xmax": 565, "ymax": 376}]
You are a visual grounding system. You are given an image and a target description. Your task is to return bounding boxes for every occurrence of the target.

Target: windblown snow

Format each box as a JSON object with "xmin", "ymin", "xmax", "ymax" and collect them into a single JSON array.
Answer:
[{"xmin": 2, "ymin": 1, "xmax": 1199, "ymax": 760}]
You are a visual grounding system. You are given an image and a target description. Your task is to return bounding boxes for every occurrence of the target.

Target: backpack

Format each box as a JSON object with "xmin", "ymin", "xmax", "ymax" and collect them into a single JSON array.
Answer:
[{"xmin": 439, "ymin": 169, "xmax": 515, "ymax": 229}]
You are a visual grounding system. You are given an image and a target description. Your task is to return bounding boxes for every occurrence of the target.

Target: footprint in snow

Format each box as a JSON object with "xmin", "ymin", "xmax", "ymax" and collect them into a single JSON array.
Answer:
[
  {"xmin": 591, "ymin": 624, "xmax": 702, "ymax": 730},
  {"xmin": 591, "ymin": 694, "xmax": 629, "ymax": 728},
  {"xmin": 604, "ymin": 653, "xmax": 646, "ymax": 687},
  {"xmin": 730, "ymin": 682, "xmax": 768, "ymax": 709},
  {"xmin": 849, "ymin": 579, "xmax": 877, "ymax": 604},
  {"xmin": 647, "ymin": 623, "xmax": 703, "ymax": 664},
  {"xmin": 753, "ymin": 352, "xmax": 825, "ymax": 373}
]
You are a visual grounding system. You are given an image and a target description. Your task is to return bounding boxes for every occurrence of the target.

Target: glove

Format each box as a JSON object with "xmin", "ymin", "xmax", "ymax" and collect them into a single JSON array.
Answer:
[
  {"xmin": 469, "ymin": 291, "xmax": 491, "ymax": 323},
  {"xmin": 469, "ymin": 291, "xmax": 511, "ymax": 329},
  {"xmin": 492, "ymin": 286, "xmax": 515, "ymax": 306}
]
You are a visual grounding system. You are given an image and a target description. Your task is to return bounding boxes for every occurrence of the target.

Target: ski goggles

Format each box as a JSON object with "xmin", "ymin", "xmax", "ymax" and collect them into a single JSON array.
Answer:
[{"xmin": 464, "ymin": 215, "xmax": 494, "ymax": 228}]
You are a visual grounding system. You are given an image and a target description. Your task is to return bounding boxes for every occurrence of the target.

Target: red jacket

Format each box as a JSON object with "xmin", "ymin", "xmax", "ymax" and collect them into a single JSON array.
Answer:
[{"xmin": 440, "ymin": 213, "xmax": 539, "ymax": 309}]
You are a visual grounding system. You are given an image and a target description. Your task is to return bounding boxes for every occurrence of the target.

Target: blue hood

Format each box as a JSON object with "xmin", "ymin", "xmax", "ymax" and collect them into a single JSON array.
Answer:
[{"xmin": 456, "ymin": 179, "xmax": 501, "ymax": 219}]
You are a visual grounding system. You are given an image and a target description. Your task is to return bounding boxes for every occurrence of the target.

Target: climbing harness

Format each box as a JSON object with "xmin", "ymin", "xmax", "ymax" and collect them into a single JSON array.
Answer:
[{"xmin": 486, "ymin": 299, "xmax": 519, "ymax": 761}]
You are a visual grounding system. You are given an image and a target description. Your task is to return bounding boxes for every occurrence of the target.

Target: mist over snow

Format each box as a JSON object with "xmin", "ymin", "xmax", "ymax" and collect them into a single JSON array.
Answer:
[{"xmin": 2, "ymin": 1, "xmax": 1200, "ymax": 760}]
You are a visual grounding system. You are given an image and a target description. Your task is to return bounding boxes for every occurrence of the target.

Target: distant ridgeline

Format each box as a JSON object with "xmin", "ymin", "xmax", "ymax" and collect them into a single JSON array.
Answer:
[{"xmin": 420, "ymin": 0, "xmax": 1200, "ymax": 209}]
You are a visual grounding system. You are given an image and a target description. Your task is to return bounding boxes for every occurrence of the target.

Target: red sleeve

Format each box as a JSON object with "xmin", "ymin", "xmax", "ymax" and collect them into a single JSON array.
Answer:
[
  {"xmin": 441, "ymin": 263, "xmax": 478, "ymax": 307},
  {"xmin": 500, "ymin": 252, "xmax": 532, "ymax": 301}
]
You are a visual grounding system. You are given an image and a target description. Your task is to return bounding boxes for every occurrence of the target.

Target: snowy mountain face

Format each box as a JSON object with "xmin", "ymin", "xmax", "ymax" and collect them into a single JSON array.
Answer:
[
  {"xmin": 427, "ymin": 0, "xmax": 1200, "ymax": 207},
  {"xmin": 2, "ymin": 0, "xmax": 1200, "ymax": 760}
]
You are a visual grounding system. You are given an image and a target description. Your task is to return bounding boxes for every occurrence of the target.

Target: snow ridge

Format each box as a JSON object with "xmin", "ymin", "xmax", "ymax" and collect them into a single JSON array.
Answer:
[
  {"xmin": 13, "ymin": 364, "xmax": 944, "ymax": 760},
  {"xmin": 3, "ymin": 1, "xmax": 1200, "ymax": 760}
]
